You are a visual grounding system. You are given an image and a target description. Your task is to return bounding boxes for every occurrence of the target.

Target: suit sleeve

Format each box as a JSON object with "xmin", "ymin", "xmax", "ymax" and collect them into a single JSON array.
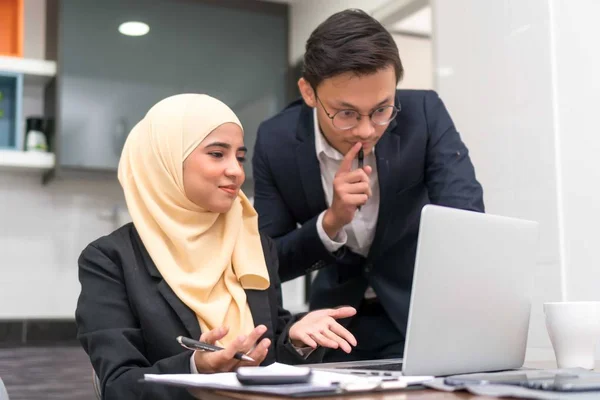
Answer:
[
  {"xmin": 75, "ymin": 244, "xmax": 195, "ymax": 400},
  {"xmin": 253, "ymin": 124, "xmax": 341, "ymax": 282},
  {"xmin": 423, "ymin": 91, "xmax": 485, "ymax": 212}
]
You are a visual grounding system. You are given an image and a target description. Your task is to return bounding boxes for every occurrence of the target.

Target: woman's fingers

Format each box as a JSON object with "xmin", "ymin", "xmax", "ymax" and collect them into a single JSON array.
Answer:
[
  {"xmin": 220, "ymin": 325, "xmax": 268, "ymax": 364},
  {"xmin": 240, "ymin": 338, "xmax": 271, "ymax": 366},
  {"xmin": 236, "ymin": 325, "xmax": 267, "ymax": 356},
  {"xmin": 199, "ymin": 326, "xmax": 229, "ymax": 344}
]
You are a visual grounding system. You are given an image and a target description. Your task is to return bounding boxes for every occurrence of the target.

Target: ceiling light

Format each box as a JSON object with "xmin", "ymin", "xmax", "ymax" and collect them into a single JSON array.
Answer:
[{"xmin": 118, "ymin": 21, "xmax": 150, "ymax": 37}]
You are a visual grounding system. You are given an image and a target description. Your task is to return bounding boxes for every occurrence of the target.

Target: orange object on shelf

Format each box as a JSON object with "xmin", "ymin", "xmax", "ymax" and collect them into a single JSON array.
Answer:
[{"xmin": 0, "ymin": 0, "xmax": 24, "ymax": 57}]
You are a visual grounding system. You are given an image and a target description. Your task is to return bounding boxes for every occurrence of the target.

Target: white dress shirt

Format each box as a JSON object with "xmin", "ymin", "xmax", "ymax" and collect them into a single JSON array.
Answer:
[{"xmin": 313, "ymin": 109, "xmax": 380, "ymax": 298}]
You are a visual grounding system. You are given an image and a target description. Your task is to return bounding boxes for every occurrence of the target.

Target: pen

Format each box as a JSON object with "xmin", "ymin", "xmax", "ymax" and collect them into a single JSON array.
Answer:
[
  {"xmin": 176, "ymin": 336, "xmax": 255, "ymax": 362},
  {"xmin": 357, "ymin": 148, "xmax": 364, "ymax": 211}
]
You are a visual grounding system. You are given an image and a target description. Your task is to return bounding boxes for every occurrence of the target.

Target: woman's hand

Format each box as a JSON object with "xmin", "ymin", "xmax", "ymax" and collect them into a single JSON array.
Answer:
[
  {"xmin": 288, "ymin": 306, "xmax": 357, "ymax": 353},
  {"xmin": 193, "ymin": 325, "xmax": 271, "ymax": 373}
]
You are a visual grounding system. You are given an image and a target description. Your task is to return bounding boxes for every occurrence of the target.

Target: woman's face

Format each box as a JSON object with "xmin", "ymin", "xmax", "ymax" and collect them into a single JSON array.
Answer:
[{"xmin": 183, "ymin": 123, "xmax": 246, "ymax": 213}]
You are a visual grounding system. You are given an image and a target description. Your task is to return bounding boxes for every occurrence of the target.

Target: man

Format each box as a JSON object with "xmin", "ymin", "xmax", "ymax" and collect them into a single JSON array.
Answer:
[{"xmin": 252, "ymin": 9, "xmax": 484, "ymax": 362}]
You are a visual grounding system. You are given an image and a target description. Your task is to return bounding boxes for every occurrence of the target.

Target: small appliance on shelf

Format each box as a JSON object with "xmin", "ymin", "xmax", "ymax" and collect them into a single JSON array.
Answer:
[{"xmin": 24, "ymin": 116, "xmax": 48, "ymax": 152}]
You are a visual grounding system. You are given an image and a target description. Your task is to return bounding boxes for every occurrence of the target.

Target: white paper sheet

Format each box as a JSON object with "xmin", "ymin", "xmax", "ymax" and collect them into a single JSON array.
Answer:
[{"xmin": 144, "ymin": 362, "xmax": 434, "ymax": 392}]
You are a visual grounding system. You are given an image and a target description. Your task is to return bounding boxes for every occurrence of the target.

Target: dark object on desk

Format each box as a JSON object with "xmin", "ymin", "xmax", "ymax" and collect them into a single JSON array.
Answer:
[
  {"xmin": 236, "ymin": 366, "xmax": 312, "ymax": 385},
  {"xmin": 176, "ymin": 336, "xmax": 254, "ymax": 362},
  {"xmin": 445, "ymin": 371, "xmax": 600, "ymax": 392}
]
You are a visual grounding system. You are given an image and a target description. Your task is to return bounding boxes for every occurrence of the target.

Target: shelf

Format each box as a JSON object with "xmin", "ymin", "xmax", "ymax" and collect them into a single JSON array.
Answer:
[
  {"xmin": 0, "ymin": 149, "xmax": 55, "ymax": 172},
  {"xmin": 0, "ymin": 55, "xmax": 56, "ymax": 85}
]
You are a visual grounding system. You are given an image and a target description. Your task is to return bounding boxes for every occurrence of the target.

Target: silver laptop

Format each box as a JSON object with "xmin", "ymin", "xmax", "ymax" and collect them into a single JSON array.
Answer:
[{"xmin": 308, "ymin": 204, "xmax": 539, "ymax": 377}]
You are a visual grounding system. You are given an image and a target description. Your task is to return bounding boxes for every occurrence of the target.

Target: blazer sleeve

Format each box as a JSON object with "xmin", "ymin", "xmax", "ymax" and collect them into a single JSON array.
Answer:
[
  {"xmin": 253, "ymin": 124, "xmax": 341, "ymax": 282},
  {"xmin": 423, "ymin": 91, "xmax": 485, "ymax": 212},
  {"xmin": 75, "ymin": 244, "xmax": 195, "ymax": 400},
  {"xmin": 263, "ymin": 236, "xmax": 327, "ymax": 364}
]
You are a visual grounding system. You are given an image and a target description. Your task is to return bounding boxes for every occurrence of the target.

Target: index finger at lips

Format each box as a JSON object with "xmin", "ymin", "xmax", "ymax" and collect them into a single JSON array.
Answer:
[{"xmin": 338, "ymin": 142, "xmax": 362, "ymax": 174}]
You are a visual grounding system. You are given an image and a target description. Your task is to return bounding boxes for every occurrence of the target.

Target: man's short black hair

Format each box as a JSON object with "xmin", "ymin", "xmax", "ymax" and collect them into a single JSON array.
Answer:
[{"xmin": 302, "ymin": 9, "xmax": 403, "ymax": 89}]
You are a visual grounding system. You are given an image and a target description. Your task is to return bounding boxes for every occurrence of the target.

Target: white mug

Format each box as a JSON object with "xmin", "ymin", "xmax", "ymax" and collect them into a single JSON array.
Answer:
[{"xmin": 544, "ymin": 301, "xmax": 600, "ymax": 369}]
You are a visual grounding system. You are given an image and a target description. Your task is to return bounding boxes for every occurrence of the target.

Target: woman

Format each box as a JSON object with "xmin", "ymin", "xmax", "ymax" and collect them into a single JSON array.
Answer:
[{"xmin": 75, "ymin": 94, "xmax": 357, "ymax": 399}]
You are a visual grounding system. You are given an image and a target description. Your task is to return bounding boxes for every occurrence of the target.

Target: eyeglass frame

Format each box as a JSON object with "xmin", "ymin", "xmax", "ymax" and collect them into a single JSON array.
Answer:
[{"xmin": 315, "ymin": 94, "xmax": 400, "ymax": 131}]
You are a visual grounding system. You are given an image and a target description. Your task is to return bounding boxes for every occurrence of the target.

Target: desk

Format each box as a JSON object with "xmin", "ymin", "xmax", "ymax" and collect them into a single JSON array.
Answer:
[
  {"xmin": 190, "ymin": 361, "xmax": 560, "ymax": 400},
  {"xmin": 191, "ymin": 387, "xmax": 493, "ymax": 399}
]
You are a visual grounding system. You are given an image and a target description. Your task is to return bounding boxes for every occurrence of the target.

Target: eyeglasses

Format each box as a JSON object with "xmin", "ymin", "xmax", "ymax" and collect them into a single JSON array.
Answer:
[{"xmin": 315, "ymin": 95, "xmax": 400, "ymax": 130}]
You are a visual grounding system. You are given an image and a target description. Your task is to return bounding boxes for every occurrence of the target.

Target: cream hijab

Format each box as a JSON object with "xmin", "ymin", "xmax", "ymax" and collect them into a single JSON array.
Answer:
[{"xmin": 118, "ymin": 94, "xmax": 270, "ymax": 346}]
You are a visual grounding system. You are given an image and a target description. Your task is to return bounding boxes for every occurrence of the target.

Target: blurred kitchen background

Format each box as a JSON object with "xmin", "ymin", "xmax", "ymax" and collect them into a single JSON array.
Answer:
[{"xmin": 1, "ymin": 0, "xmax": 600, "ymax": 398}]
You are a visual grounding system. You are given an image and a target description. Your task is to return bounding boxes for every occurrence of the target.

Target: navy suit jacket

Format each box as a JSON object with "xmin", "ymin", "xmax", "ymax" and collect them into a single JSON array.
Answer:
[{"xmin": 252, "ymin": 90, "xmax": 484, "ymax": 337}]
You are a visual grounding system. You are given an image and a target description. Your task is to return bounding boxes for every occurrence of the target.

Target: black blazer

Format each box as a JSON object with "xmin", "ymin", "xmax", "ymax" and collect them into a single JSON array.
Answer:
[
  {"xmin": 252, "ymin": 90, "xmax": 485, "ymax": 338},
  {"xmin": 76, "ymin": 223, "xmax": 320, "ymax": 400}
]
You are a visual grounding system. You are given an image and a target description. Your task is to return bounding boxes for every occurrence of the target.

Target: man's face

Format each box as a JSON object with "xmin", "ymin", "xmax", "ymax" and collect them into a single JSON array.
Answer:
[{"xmin": 299, "ymin": 65, "xmax": 397, "ymax": 155}]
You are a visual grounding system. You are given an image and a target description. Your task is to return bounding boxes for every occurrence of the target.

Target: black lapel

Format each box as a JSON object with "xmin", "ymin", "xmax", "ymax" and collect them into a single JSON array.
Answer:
[
  {"xmin": 368, "ymin": 116, "xmax": 400, "ymax": 261},
  {"xmin": 156, "ymin": 281, "xmax": 201, "ymax": 340},
  {"xmin": 245, "ymin": 289, "xmax": 274, "ymax": 341},
  {"xmin": 295, "ymin": 104, "xmax": 328, "ymax": 217},
  {"xmin": 131, "ymin": 228, "xmax": 201, "ymax": 339}
]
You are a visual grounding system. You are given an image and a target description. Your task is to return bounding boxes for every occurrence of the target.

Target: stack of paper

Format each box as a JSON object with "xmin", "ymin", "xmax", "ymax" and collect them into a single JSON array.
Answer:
[{"xmin": 144, "ymin": 362, "xmax": 433, "ymax": 396}]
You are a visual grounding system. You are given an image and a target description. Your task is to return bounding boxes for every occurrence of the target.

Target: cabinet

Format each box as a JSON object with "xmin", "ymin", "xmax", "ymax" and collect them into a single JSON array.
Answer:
[
  {"xmin": 53, "ymin": 0, "xmax": 288, "ymax": 174},
  {"xmin": 0, "ymin": 72, "xmax": 22, "ymax": 149}
]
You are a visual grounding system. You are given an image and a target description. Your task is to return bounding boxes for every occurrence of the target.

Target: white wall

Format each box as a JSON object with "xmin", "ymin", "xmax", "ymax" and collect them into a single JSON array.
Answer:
[
  {"xmin": 289, "ymin": 0, "xmax": 391, "ymax": 63},
  {"xmin": 393, "ymin": 34, "xmax": 432, "ymax": 89},
  {"xmin": 432, "ymin": 0, "xmax": 600, "ymax": 360},
  {"xmin": 23, "ymin": 0, "xmax": 46, "ymax": 60},
  {"xmin": 0, "ymin": 173, "xmax": 125, "ymax": 318},
  {"xmin": 289, "ymin": 1, "xmax": 433, "ymax": 89},
  {"xmin": 552, "ymin": 0, "xmax": 600, "ymax": 302}
]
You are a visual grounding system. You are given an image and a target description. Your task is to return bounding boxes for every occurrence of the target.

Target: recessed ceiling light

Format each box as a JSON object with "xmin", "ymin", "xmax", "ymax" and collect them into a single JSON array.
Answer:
[{"xmin": 118, "ymin": 21, "xmax": 150, "ymax": 37}]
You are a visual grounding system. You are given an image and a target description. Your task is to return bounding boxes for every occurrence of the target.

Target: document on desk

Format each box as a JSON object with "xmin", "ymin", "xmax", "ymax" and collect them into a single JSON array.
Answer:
[{"xmin": 144, "ymin": 362, "xmax": 433, "ymax": 397}]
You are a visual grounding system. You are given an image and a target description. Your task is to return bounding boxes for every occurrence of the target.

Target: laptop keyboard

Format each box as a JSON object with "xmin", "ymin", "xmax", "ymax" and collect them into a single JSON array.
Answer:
[{"xmin": 345, "ymin": 362, "xmax": 404, "ymax": 371}]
